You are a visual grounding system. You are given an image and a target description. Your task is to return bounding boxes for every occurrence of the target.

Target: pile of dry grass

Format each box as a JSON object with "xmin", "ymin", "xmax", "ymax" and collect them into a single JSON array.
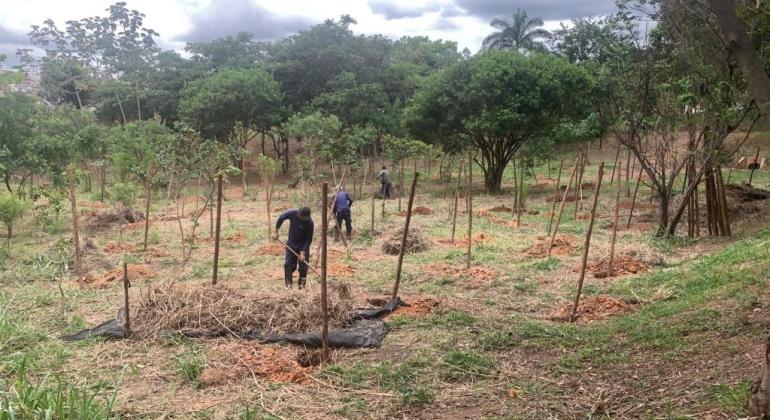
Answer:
[
  {"xmin": 133, "ymin": 282, "xmax": 354, "ymax": 337},
  {"xmin": 382, "ymin": 227, "xmax": 430, "ymax": 255},
  {"xmin": 83, "ymin": 205, "xmax": 145, "ymax": 230}
]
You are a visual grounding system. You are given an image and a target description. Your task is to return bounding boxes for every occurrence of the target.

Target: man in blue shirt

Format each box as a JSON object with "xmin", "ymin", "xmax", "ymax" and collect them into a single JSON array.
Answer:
[
  {"xmin": 332, "ymin": 185, "xmax": 354, "ymax": 240},
  {"xmin": 273, "ymin": 207, "xmax": 314, "ymax": 289}
]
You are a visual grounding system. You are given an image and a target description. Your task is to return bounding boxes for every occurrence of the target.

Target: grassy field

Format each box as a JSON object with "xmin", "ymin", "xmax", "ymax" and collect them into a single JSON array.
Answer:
[{"xmin": 2, "ymin": 144, "xmax": 770, "ymax": 419}]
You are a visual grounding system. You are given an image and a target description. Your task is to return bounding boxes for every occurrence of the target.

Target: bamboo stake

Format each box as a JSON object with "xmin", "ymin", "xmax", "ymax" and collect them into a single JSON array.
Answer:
[
  {"xmin": 67, "ymin": 166, "xmax": 82, "ymax": 288},
  {"xmin": 392, "ymin": 172, "xmax": 419, "ymax": 299},
  {"xmin": 570, "ymin": 162, "xmax": 605, "ymax": 323},
  {"xmin": 123, "ymin": 262, "xmax": 131, "ymax": 337},
  {"xmin": 546, "ymin": 159, "xmax": 565, "ymax": 236},
  {"xmin": 548, "ymin": 159, "xmax": 579, "ymax": 258},
  {"xmin": 212, "ymin": 175, "xmax": 223, "ymax": 285},
  {"xmin": 627, "ymin": 167, "xmax": 644, "ymax": 228},
  {"xmin": 320, "ymin": 182, "xmax": 330, "ymax": 362},
  {"xmin": 466, "ymin": 156, "xmax": 473, "ymax": 269},
  {"xmin": 608, "ymin": 162, "xmax": 622, "ymax": 277}
]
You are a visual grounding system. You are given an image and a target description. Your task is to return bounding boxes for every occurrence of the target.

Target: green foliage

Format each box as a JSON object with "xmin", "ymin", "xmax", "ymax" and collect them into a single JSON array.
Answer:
[
  {"xmin": 482, "ymin": 9, "xmax": 552, "ymax": 53},
  {"xmin": 0, "ymin": 195, "xmax": 27, "ymax": 240},
  {"xmin": 109, "ymin": 182, "xmax": 141, "ymax": 207},
  {"xmin": 111, "ymin": 120, "xmax": 172, "ymax": 186},
  {"xmin": 440, "ymin": 350, "xmax": 494, "ymax": 381},
  {"xmin": 176, "ymin": 347, "xmax": 205, "ymax": 389}
]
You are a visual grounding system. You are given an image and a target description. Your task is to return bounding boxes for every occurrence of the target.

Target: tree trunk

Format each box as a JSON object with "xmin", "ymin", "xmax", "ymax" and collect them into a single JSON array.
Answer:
[{"xmin": 708, "ymin": 0, "xmax": 770, "ymax": 120}]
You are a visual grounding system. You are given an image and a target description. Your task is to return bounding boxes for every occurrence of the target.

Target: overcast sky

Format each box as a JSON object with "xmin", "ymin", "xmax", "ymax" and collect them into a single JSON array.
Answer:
[{"xmin": 0, "ymin": 0, "xmax": 616, "ymax": 65}]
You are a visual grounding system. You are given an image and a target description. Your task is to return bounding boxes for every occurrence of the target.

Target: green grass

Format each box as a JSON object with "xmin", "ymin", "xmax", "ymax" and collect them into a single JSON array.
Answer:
[
  {"xmin": 176, "ymin": 346, "xmax": 205, "ymax": 389},
  {"xmin": 439, "ymin": 350, "xmax": 494, "ymax": 381}
]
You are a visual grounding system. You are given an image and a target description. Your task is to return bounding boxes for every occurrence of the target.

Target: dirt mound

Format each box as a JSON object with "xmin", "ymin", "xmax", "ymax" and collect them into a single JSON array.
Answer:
[
  {"xmin": 103, "ymin": 242, "xmax": 137, "ymax": 254},
  {"xmin": 327, "ymin": 262, "xmax": 355, "ymax": 277},
  {"xmin": 426, "ymin": 262, "xmax": 497, "ymax": 285},
  {"xmin": 726, "ymin": 183, "xmax": 770, "ymax": 217},
  {"xmin": 254, "ymin": 242, "xmax": 285, "ymax": 256},
  {"xmin": 83, "ymin": 206, "xmax": 145, "ymax": 230},
  {"xmin": 133, "ymin": 282, "xmax": 354, "ymax": 337},
  {"xmin": 388, "ymin": 297, "xmax": 439, "ymax": 317},
  {"xmin": 488, "ymin": 205, "xmax": 513, "ymax": 213},
  {"xmin": 396, "ymin": 206, "xmax": 433, "ymax": 216},
  {"xmin": 588, "ymin": 254, "xmax": 651, "ymax": 278},
  {"xmin": 548, "ymin": 296, "xmax": 636, "ymax": 322},
  {"xmin": 527, "ymin": 235, "xmax": 578, "ymax": 257},
  {"xmin": 84, "ymin": 264, "xmax": 157, "ymax": 288},
  {"xmin": 202, "ymin": 343, "xmax": 315, "ymax": 387},
  {"xmin": 225, "ymin": 232, "xmax": 246, "ymax": 243},
  {"xmin": 476, "ymin": 210, "xmax": 518, "ymax": 227},
  {"xmin": 435, "ymin": 233, "xmax": 489, "ymax": 248},
  {"xmin": 382, "ymin": 227, "xmax": 430, "ymax": 255}
]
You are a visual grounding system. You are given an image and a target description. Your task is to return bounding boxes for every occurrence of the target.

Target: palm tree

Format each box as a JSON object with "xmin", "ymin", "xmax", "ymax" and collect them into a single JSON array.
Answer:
[{"xmin": 481, "ymin": 9, "xmax": 552, "ymax": 53}]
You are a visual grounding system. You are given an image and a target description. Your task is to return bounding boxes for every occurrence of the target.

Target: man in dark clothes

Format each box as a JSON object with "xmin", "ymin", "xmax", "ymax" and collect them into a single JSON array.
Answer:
[
  {"xmin": 332, "ymin": 185, "xmax": 354, "ymax": 240},
  {"xmin": 377, "ymin": 165, "xmax": 390, "ymax": 198},
  {"xmin": 273, "ymin": 207, "xmax": 314, "ymax": 289}
]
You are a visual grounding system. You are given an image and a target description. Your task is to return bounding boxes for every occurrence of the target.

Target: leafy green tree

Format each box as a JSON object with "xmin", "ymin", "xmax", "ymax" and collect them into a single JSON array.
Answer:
[
  {"xmin": 0, "ymin": 93, "xmax": 39, "ymax": 193},
  {"xmin": 186, "ymin": 32, "xmax": 269, "ymax": 71},
  {"xmin": 0, "ymin": 194, "xmax": 27, "ymax": 245},
  {"xmin": 383, "ymin": 135, "xmax": 428, "ymax": 210},
  {"xmin": 481, "ymin": 9, "xmax": 552, "ymax": 53},
  {"xmin": 405, "ymin": 51, "xmax": 594, "ymax": 193},
  {"xmin": 285, "ymin": 112, "xmax": 343, "ymax": 186}
]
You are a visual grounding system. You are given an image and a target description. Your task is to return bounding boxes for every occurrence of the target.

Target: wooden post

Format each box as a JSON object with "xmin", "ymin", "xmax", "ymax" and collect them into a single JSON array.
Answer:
[
  {"xmin": 749, "ymin": 146, "xmax": 761, "ymax": 186},
  {"xmin": 143, "ymin": 182, "xmax": 152, "ymax": 252},
  {"xmin": 608, "ymin": 162, "xmax": 622, "ymax": 277},
  {"xmin": 547, "ymin": 160, "xmax": 579, "ymax": 257},
  {"xmin": 466, "ymin": 155, "xmax": 473, "ymax": 270},
  {"xmin": 624, "ymin": 147, "xmax": 632, "ymax": 197},
  {"xmin": 609, "ymin": 141, "xmax": 621, "ymax": 185},
  {"xmin": 67, "ymin": 166, "xmax": 82, "ymax": 288},
  {"xmin": 320, "ymin": 183, "xmax": 330, "ymax": 362},
  {"xmin": 627, "ymin": 167, "xmax": 644, "ymax": 228},
  {"xmin": 370, "ymin": 182, "xmax": 375, "ymax": 233},
  {"xmin": 123, "ymin": 262, "xmax": 131, "ymax": 337},
  {"xmin": 570, "ymin": 162, "xmax": 605, "ymax": 323},
  {"xmin": 392, "ymin": 173, "xmax": 419, "ymax": 299},
  {"xmin": 512, "ymin": 154, "xmax": 518, "ymax": 215},
  {"xmin": 574, "ymin": 153, "xmax": 585, "ymax": 217},
  {"xmin": 212, "ymin": 175, "xmax": 223, "ymax": 285},
  {"xmin": 517, "ymin": 160, "xmax": 525, "ymax": 227},
  {"xmin": 546, "ymin": 159, "xmax": 564, "ymax": 236},
  {"xmin": 450, "ymin": 190, "xmax": 459, "ymax": 244}
]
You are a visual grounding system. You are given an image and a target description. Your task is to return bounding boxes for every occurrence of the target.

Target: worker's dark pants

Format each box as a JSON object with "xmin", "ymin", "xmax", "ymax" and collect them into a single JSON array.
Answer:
[
  {"xmin": 284, "ymin": 246, "xmax": 309, "ymax": 288},
  {"xmin": 381, "ymin": 182, "xmax": 390, "ymax": 198},
  {"xmin": 335, "ymin": 208, "xmax": 352, "ymax": 238}
]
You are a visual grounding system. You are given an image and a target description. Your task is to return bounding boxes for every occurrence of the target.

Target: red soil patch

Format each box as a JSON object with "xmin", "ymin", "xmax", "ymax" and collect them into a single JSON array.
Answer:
[
  {"xmin": 526, "ymin": 235, "xmax": 578, "ymax": 257},
  {"xmin": 225, "ymin": 232, "xmax": 246, "ymax": 243},
  {"xmin": 84, "ymin": 264, "xmax": 157, "ymax": 288},
  {"xmin": 396, "ymin": 206, "xmax": 433, "ymax": 216},
  {"xmin": 327, "ymin": 262, "xmax": 355, "ymax": 277},
  {"xmin": 587, "ymin": 255, "xmax": 650, "ymax": 278},
  {"xmin": 576, "ymin": 212, "xmax": 592, "ymax": 221},
  {"xmin": 121, "ymin": 221, "xmax": 145, "ymax": 231},
  {"xmin": 201, "ymin": 343, "xmax": 315, "ymax": 387},
  {"xmin": 476, "ymin": 210, "xmax": 519, "ymax": 227},
  {"xmin": 426, "ymin": 262, "xmax": 497, "ymax": 283},
  {"xmin": 389, "ymin": 297, "xmax": 440, "ymax": 317},
  {"xmin": 103, "ymin": 241, "xmax": 137, "ymax": 254},
  {"xmin": 254, "ymin": 243, "xmax": 285, "ymax": 256},
  {"xmin": 435, "ymin": 233, "xmax": 489, "ymax": 248},
  {"xmin": 548, "ymin": 296, "xmax": 636, "ymax": 322}
]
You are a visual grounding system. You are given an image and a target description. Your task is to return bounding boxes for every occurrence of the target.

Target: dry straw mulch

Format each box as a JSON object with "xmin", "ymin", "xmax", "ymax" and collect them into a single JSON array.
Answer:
[
  {"xmin": 133, "ymin": 283, "xmax": 354, "ymax": 337},
  {"xmin": 382, "ymin": 227, "xmax": 430, "ymax": 255}
]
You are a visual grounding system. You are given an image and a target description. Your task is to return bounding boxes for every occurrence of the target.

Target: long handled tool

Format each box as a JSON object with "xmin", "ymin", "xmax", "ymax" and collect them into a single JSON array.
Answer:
[{"xmin": 274, "ymin": 236, "xmax": 321, "ymax": 277}]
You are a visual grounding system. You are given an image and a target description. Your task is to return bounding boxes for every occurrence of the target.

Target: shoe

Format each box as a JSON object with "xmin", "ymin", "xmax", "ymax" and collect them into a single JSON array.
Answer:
[
  {"xmin": 298, "ymin": 277, "xmax": 306, "ymax": 289},
  {"xmin": 284, "ymin": 267, "xmax": 293, "ymax": 288}
]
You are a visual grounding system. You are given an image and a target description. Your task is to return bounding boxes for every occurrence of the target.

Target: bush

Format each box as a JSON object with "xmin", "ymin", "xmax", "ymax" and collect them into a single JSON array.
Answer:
[
  {"xmin": 109, "ymin": 182, "xmax": 140, "ymax": 207},
  {"xmin": 0, "ymin": 194, "xmax": 27, "ymax": 241}
]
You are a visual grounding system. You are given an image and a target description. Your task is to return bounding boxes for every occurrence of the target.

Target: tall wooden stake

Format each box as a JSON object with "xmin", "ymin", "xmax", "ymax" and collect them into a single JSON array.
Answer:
[
  {"xmin": 749, "ymin": 146, "xmax": 761, "ymax": 186},
  {"xmin": 212, "ymin": 175, "xmax": 223, "ymax": 285},
  {"xmin": 370, "ymin": 182, "xmax": 375, "ymax": 233},
  {"xmin": 123, "ymin": 262, "xmax": 131, "ymax": 336},
  {"xmin": 570, "ymin": 162, "xmax": 605, "ymax": 323},
  {"xmin": 451, "ymin": 190, "xmax": 459, "ymax": 244},
  {"xmin": 610, "ymin": 141, "xmax": 622, "ymax": 185},
  {"xmin": 321, "ymin": 183, "xmax": 330, "ymax": 361},
  {"xmin": 546, "ymin": 159, "xmax": 565, "ymax": 236},
  {"xmin": 608, "ymin": 162, "xmax": 622, "ymax": 277},
  {"xmin": 548, "ymin": 160, "xmax": 579, "ymax": 257},
  {"xmin": 67, "ymin": 166, "xmax": 82, "ymax": 288},
  {"xmin": 466, "ymin": 155, "xmax": 473, "ymax": 269},
  {"xmin": 392, "ymin": 173, "xmax": 419, "ymax": 299},
  {"xmin": 627, "ymin": 167, "xmax": 644, "ymax": 228},
  {"xmin": 143, "ymin": 183, "xmax": 151, "ymax": 252}
]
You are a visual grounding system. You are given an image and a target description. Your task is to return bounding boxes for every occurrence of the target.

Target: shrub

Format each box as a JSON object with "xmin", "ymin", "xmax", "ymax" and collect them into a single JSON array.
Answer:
[
  {"xmin": 109, "ymin": 182, "xmax": 140, "ymax": 207},
  {"xmin": 0, "ymin": 194, "xmax": 27, "ymax": 242}
]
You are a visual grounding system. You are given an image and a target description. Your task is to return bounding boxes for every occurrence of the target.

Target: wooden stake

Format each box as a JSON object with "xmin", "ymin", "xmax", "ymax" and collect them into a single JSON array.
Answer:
[
  {"xmin": 143, "ymin": 183, "xmax": 152, "ymax": 252},
  {"xmin": 608, "ymin": 162, "xmax": 622, "ymax": 277},
  {"xmin": 451, "ymin": 190, "xmax": 459, "ymax": 244},
  {"xmin": 370, "ymin": 182, "xmax": 375, "ymax": 233},
  {"xmin": 575, "ymin": 153, "xmax": 586, "ymax": 216},
  {"xmin": 123, "ymin": 262, "xmax": 131, "ymax": 337},
  {"xmin": 627, "ymin": 167, "xmax": 643, "ymax": 228},
  {"xmin": 570, "ymin": 162, "xmax": 605, "ymax": 323},
  {"xmin": 466, "ymin": 156, "xmax": 473, "ymax": 270},
  {"xmin": 610, "ymin": 141, "xmax": 621, "ymax": 185},
  {"xmin": 749, "ymin": 146, "xmax": 761, "ymax": 186},
  {"xmin": 624, "ymin": 147, "xmax": 632, "ymax": 196},
  {"xmin": 212, "ymin": 175, "xmax": 223, "ymax": 285},
  {"xmin": 548, "ymin": 159, "xmax": 579, "ymax": 258},
  {"xmin": 392, "ymin": 172, "xmax": 419, "ymax": 299},
  {"xmin": 320, "ymin": 182, "xmax": 330, "ymax": 362},
  {"xmin": 67, "ymin": 166, "xmax": 82, "ymax": 288},
  {"xmin": 546, "ymin": 159, "xmax": 564, "ymax": 236}
]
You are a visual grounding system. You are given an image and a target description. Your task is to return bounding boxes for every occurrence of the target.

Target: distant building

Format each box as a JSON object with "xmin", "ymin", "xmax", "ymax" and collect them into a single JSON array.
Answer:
[{"xmin": 0, "ymin": 66, "xmax": 41, "ymax": 96}]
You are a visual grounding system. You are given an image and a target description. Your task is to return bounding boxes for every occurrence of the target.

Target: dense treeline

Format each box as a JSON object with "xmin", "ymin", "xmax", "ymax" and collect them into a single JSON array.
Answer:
[{"xmin": 2, "ymin": 1, "xmax": 770, "ymax": 237}]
